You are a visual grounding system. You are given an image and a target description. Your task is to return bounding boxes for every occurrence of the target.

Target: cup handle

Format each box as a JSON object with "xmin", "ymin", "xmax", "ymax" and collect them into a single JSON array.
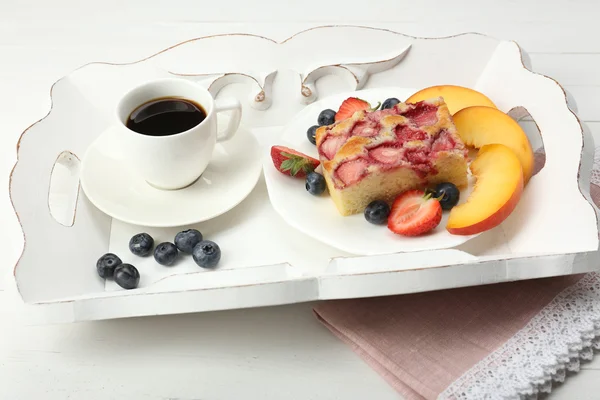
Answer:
[{"xmin": 215, "ymin": 98, "xmax": 242, "ymax": 142}]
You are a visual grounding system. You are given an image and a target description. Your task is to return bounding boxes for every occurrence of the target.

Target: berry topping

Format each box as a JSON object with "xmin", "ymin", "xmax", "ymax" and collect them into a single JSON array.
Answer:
[
  {"xmin": 307, "ymin": 125, "xmax": 319, "ymax": 145},
  {"xmin": 387, "ymin": 190, "xmax": 442, "ymax": 236},
  {"xmin": 154, "ymin": 242, "xmax": 179, "ymax": 266},
  {"xmin": 381, "ymin": 97, "xmax": 400, "ymax": 110},
  {"xmin": 431, "ymin": 130, "xmax": 457, "ymax": 152},
  {"xmin": 271, "ymin": 145, "xmax": 320, "ymax": 178},
  {"xmin": 401, "ymin": 102, "xmax": 438, "ymax": 127},
  {"xmin": 192, "ymin": 240, "xmax": 221, "ymax": 269},
  {"xmin": 434, "ymin": 182, "xmax": 460, "ymax": 210},
  {"xmin": 352, "ymin": 120, "xmax": 380, "ymax": 137},
  {"xmin": 96, "ymin": 253, "xmax": 122, "ymax": 279},
  {"xmin": 174, "ymin": 229, "xmax": 203, "ymax": 254},
  {"xmin": 320, "ymin": 135, "xmax": 347, "ymax": 160},
  {"xmin": 394, "ymin": 125, "xmax": 428, "ymax": 144},
  {"xmin": 369, "ymin": 146, "xmax": 403, "ymax": 165},
  {"xmin": 305, "ymin": 172, "xmax": 327, "ymax": 195},
  {"xmin": 335, "ymin": 97, "xmax": 378, "ymax": 122},
  {"xmin": 317, "ymin": 109, "xmax": 336, "ymax": 126},
  {"xmin": 129, "ymin": 233, "xmax": 154, "ymax": 256},
  {"xmin": 114, "ymin": 264, "xmax": 140, "ymax": 290},
  {"xmin": 364, "ymin": 200, "xmax": 391, "ymax": 225},
  {"xmin": 336, "ymin": 159, "xmax": 369, "ymax": 186}
]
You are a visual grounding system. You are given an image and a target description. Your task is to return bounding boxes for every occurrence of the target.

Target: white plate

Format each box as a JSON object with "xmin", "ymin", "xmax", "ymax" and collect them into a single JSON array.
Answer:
[
  {"xmin": 263, "ymin": 87, "xmax": 480, "ymax": 256},
  {"xmin": 81, "ymin": 124, "xmax": 263, "ymax": 227}
]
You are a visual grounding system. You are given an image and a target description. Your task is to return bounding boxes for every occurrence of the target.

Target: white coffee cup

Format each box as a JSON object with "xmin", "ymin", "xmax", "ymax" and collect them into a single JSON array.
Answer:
[{"xmin": 117, "ymin": 78, "xmax": 242, "ymax": 190}]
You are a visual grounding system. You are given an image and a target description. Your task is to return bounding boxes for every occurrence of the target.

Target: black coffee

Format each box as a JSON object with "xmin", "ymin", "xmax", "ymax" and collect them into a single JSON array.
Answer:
[{"xmin": 126, "ymin": 97, "xmax": 207, "ymax": 136}]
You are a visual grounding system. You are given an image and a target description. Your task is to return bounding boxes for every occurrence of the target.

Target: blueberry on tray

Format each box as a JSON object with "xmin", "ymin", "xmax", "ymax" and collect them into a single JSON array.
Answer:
[
  {"xmin": 192, "ymin": 240, "xmax": 221, "ymax": 269},
  {"xmin": 174, "ymin": 229, "xmax": 203, "ymax": 254},
  {"xmin": 129, "ymin": 233, "xmax": 154, "ymax": 256},
  {"xmin": 114, "ymin": 264, "xmax": 140, "ymax": 289},
  {"xmin": 96, "ymin": 253, "xmax": 122, "ymax": 278},
  {"xmin": 154, "ymin": 242, "xmax": 179, "ymax": 266}
]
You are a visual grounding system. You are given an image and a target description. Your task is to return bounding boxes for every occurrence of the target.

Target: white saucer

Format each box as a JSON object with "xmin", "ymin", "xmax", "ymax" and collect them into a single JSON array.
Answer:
[
  {"xmin": 263, "ymin": 87, "xmax": 480, "ymax": 256},
  {"xmin": 81, "ymin": 124, "xmax": 263, "ymax": 227}
]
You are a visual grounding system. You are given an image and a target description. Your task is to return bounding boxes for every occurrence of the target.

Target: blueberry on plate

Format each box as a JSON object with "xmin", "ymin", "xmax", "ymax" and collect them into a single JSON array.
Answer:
[
  {"xmin": 317, "ymin": 109, "xmax": 336, "ymax": 126},
  {"xmin": 435, "ymin": 182, "xmax": 460, "ymax": 210},
  {"xmin": 96, "ymin": 253, "xmax": 122, "ymax": 278},
  {"xmin": 364, "ymin": 200, "xmax": 391, "ymax": 225},
  {"xmin": 192, "ymin": 240, "xmax": 221, "ymax": 269},
  {"xmin": 129, "ymin": 233, "xmax": 154, "ymax": 256},
  {"xmin": 154, "ymin": 242, "xmax": 179, "ymax": 266},
  {"xmin": 114, "ymin": 263, "xmax": 140, "ymax": 290},
  {"xmin": 381, "ymin": 97, "xmax": 400, "ymax": 110},
  {"xmin": 307, "ymin": 125, "xmax": 319, "ymax": 145},
  {"xmin": 305, "ymin": 172, "xmax": 327, "ymax": 195},
  {"xmin": 174, "ymin": 229, "xmax": 203, "ymax": 254}
]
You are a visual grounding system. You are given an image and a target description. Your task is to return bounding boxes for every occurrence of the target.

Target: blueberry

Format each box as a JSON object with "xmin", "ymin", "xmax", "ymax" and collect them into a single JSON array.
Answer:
[
  {"xmin": 307, "ymin": 125, "xmax": 318, "ymax": 145},
  {"xmin": 317, "ymin": 109, "xmax": 336, "ymax": 126},
  {"xmin": 435, "ymin": 182, "xmax": 460, "ymax": 210},
  {"xmin": 192, "ymin": 240, "xmax": 221, "ymax": 269},
  {"xmin": 382, "ymin": 98, "xmax": 400, "ymax": 110},
  {"xmin": 114, "ymin": 263, "xmax": 140, "ymax": 289},
  {"xmin": 174, "ymin": 229, "xmax": 203, "ymax": 254},
  {"xmin": 96, "ymin": 253, "xmax": 122, "ymax": 278},
  {"xmin": 305, "ymin": 172, "xmax": 326, "ymax": 195},
  {"xmin": 154, "ymin": 242, "xmax": 178, "ymax": 266},
  {"xmin": 129, "ymin": 233, "xmax": 154, "ymax": 256},
  {"xmin": 364, "ymin": 200, "xmax": 391, "ymax": 225}
]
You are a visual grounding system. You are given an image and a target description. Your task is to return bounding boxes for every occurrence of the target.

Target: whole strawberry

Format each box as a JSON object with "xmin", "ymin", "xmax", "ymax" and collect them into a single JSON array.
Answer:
[{"xmin": 271, "ymin": 145, "xmax": 320, "ymax": 178}]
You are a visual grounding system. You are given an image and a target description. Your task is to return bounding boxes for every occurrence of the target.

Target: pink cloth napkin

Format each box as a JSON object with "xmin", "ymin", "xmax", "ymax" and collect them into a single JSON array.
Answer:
[{"xmin": 313, "ymin": 150, "xmax": 600, "ymax": 400}]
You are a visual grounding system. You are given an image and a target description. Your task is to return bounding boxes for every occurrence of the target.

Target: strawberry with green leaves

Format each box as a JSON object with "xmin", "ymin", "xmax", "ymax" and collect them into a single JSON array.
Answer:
[{"xmin": 271, "ymin": 145, "xmax": 320, "ymax": 178}]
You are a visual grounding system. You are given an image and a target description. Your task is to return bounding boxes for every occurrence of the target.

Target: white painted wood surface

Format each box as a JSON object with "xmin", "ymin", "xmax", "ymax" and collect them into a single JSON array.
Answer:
[{"xmin": 1, "ymin": 0, "xmax": 600, "ymax": 398}]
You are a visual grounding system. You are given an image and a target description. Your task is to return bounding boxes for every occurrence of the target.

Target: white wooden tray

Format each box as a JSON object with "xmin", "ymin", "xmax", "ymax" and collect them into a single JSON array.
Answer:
[{"xmin": 9, "ymin": 26, "xmax": 599, "ymax": 322}]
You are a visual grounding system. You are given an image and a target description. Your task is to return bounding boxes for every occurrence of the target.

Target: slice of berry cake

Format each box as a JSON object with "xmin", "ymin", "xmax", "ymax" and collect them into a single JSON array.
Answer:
[{"xmin": 315, "ymin": 97, "xmax": 468, "ymax": 216}]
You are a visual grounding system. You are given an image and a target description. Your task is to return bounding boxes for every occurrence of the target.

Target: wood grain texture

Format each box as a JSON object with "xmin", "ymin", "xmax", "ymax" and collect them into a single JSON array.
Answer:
[{"xmin": 1, "ymin": 0, "xmax": 600, "ymax": 398}]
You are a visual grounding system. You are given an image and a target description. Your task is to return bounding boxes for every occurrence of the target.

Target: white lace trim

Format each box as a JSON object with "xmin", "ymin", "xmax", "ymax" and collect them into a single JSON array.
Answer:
[{"xmin": 440, "ymin": 272, "xmax": 600, "ymax": 400}]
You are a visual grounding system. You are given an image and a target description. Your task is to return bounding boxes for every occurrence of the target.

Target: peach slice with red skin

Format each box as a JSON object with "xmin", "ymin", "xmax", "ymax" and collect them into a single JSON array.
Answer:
[
  {"xmin": 452, "ymin": 106, "xmax": 535, "ymax": 184},
  {"xmin": 405, "ymin": 85, "xmax": 497, "ymax": 115},
  {"xmin": 447, "ymin": 144, "xmax": 523, "ymax": 235}
]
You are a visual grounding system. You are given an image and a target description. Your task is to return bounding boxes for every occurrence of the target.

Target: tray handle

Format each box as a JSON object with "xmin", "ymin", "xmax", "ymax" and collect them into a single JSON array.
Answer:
[
  {"xmin": 48, "ymin": 150, "xmax": 81, "ymax": 227},
  {"xmin": 475, "ymin": 41, "xmax": 598, "ymax": 253}
]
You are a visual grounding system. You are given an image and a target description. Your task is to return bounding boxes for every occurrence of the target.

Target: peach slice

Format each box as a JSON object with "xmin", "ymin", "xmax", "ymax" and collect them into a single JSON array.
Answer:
[
  {"xmin": 447, "ymin": 144, "xmax": 523, "ymax": 235},
  {"xmin": 452, "ymin": 106, "xmax": 535, "ymax": 184},
  {"xmin": 405, "ymin": 85, "xmax": 496, "ymax": 115}
]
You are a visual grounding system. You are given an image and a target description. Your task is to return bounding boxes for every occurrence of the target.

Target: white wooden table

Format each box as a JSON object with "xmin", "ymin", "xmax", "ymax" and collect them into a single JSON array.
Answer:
[{"xmin": 1, "ymin": 1, "xmax": 599, "ymax": 398}]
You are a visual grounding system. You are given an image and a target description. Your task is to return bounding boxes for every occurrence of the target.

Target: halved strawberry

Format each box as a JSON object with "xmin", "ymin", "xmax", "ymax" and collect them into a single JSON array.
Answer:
[
  {"xmin": 335, "ymin": 97, "xmax": 379, "ymax": 122},
  {"xmin": 388, "ymin": 190, "xmax": 442, "ymax": 236},
  {"xmin": 271, "ymin": 145, "xmax": 320, "ymax": 178}
]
